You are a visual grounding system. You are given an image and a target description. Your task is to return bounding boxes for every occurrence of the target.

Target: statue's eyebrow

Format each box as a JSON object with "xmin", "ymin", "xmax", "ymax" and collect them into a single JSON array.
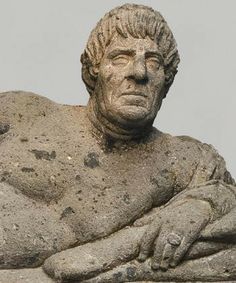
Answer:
[
  {"xmin": 107, "ymin": 49, "xmax": 163, "ymax": 62},
  {"xmin": 145, "ymin": 51, "xmax": 164, "ymax": 62},
  {"xmin": 107, "ymin": 49, "xmax": 135, "ymax": 58}
]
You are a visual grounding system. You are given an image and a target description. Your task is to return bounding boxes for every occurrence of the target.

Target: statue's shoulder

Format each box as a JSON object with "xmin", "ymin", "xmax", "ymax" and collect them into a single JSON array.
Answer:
[
  {"xmin": 164, "ymin": 133, "xmax": 234, "ymax": 185},
  {"xmin": 166, "ymin": 133, "xmax": 219, "ymax": 157},
  {"xmin": 153, "ymin": 131, "xmax": 203, "ymax": 150},
  {"xmin": 175, "ymin": 134, "xmax": 204, "ymax": 150},
  {"xmin": 0, "ymin": 91, "xmax": 60, "ymax": 124},
  {"xmin": 174, "ymin": 134, "xmax": 219, "ymax": 157},
  {"xmin": 155, "ymin": 131, "xmax": 215, "ymax": 159},
  {"xmin": 150, "ymin": 130, "xmax": 221, "ymax": 159}
]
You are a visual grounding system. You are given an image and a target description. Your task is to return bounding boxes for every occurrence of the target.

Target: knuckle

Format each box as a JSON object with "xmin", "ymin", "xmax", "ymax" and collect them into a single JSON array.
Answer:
[{"xmin": 151, "ymin": 261, "xmax": 160, "ymax": 270}]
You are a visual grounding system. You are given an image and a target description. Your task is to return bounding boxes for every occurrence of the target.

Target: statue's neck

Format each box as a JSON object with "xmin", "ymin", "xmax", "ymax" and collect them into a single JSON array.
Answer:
[{"xmin": 87, "ymin": 97, "xmax": 153, "ymax": 142}]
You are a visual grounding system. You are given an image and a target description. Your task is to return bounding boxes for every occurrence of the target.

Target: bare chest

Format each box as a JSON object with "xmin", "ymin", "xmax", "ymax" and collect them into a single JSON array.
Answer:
[{"xmin": 0, "ymin": 133, "xmax": 176, "ymax": 241}]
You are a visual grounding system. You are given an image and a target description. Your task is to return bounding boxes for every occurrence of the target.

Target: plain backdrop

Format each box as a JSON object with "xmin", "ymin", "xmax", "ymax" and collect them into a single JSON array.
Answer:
[{"xmin": 0, "ymin": 0, "xmax": 235, "ymax": 176}]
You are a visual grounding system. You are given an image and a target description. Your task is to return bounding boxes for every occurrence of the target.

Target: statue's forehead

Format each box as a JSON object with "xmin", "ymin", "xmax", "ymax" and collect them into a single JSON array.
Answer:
[{"xmin": 105, "ymin": 35, "xmax": 159, "ymax": 54}]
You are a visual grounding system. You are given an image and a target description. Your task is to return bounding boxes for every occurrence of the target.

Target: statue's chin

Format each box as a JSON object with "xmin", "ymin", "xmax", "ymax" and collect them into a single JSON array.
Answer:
[{"xmin": 112, "ymin": 105, "xmax": 153, "ymax": 127}]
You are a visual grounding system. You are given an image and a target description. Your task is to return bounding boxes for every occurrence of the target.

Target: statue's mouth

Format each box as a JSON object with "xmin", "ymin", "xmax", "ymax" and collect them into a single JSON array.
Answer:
[
  {"xmin": 121, "ymin": 91, "xmax": 148, "ymax": 98},
  {"xmin": 119, "ymin": 92, "xmax": 148, "ymax": 108}
]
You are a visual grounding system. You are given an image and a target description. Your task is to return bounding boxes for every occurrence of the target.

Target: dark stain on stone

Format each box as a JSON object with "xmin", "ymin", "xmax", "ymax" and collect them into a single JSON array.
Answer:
[
  {"xmin": 123, "ymin": 192, "xmax": 130, "ymax": 204},
  {"xmin": 161, "ymin": 169, "xmax": 169, "ymax": 174},
  {"xmin": 0, "ymin": 123, "xmax": 10, "ymax": 135},
  {"xmin": 13, "ymin": 223, "xmax": 19, "ymax": 230},
  {"xmin": 150, "ymin": 176, "xmax": 159, "ymax": 186},
  {"xmin": 2, "ymin": 171, "xmax": 11, "ymax": 182},
  {"xmin": 75, "ymin": 174, "xmax": 81, "ymax": 181},
  {"xmin": 20, "ymin": 136, "xmax": 29, "ymax": 142},
  {"xmin": 25, "ymin": 252, "xmax": 40, "ymax": 266},
  {"xmin": 60, "ymin": 207, "xmax": 75, "ymax": 220},
  {"xmin": 30, "ymin": 149, "xmax": 56, "ymax": 161},
  {"xmin": 165, "ymin": 150, "xmax": 171, "ymax": 156},
  {"xmin": 84, "ymin": 152, "xmax": 99, "ymax": 168},
  {"xmin": 126, "ymin": 267, "xmax": 137, "ymax": 280},
  {"xmin": 21, "ymin": 167, "xmax": 35, "ymax": 173},
  {"xmin": 113, "ymin": 272, "xmax": 123, "ymax": 282}
]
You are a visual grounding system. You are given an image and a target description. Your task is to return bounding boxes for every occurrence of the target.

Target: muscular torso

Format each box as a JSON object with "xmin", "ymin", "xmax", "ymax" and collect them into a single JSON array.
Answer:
[{"xmin": 0, "ymin": 92, "xmax": 221, "ymax": 266}]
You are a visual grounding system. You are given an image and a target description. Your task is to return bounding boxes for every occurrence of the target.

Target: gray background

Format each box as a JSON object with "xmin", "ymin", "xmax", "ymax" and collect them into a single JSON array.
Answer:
[{"xmin": 0, "ymin": 0, "xmax": 235, "ymax": 176}]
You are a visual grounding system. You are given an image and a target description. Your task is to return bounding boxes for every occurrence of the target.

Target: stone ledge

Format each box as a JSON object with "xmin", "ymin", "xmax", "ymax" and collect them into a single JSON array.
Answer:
[
  {"xmin": 0, "ymin": 267, "xmax": 236, "ymax": 283},
  {"xmin": 0, "ymin": 268, "xmax": 54, "ymax": 283}
]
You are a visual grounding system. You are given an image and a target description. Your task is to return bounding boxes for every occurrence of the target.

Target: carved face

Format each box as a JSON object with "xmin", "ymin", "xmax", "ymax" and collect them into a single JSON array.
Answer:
[{"xmin": 94, "ymin": 35, "xmax": 166, "ymax": 128}]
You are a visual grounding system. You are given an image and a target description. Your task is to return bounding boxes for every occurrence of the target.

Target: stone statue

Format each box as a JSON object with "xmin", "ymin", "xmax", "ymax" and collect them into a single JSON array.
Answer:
[{"xmin": 0, "ymin": 3, "xmax": 236, "ymax": 283}]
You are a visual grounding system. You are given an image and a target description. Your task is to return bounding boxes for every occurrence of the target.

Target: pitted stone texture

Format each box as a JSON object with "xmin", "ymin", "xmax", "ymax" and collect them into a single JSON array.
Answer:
[
  {"xmin": 0, "ymin": 91, "xmax": 235, "ymax": 281},
  {"xmin": 0, "ymin": 3, "xmax": 236, "ymax": 283},
  {"xmin": 0, "ymin": 268, "xmax": 54, "ymax": 283}
]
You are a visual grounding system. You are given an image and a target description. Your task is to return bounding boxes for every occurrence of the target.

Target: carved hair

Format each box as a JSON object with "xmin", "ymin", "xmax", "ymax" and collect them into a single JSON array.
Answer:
[{"xmin": 81, "ymin": 4, "xmax": 180, "ymax": 97}]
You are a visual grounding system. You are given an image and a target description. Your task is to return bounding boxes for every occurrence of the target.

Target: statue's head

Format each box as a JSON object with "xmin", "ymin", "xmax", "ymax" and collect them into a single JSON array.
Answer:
[{"xmin": 81, "ymin": 4, "xmax": 180, "ymax": 133}]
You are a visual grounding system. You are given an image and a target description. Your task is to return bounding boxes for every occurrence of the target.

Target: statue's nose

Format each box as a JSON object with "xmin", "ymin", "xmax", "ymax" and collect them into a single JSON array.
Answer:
[{"xmin": 126, "ymin": 57, "xmax": 148, "ymax": 82}]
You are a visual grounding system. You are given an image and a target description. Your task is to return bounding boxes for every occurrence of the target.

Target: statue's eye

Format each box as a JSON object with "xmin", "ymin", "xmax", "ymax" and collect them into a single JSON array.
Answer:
[
  {"xmin": 146, "ymin": 56, "xmax": 161, "ymax": 70},
  {"xmin": 111, "ymin": 55, "xmax": 129, "ymax": 66}
]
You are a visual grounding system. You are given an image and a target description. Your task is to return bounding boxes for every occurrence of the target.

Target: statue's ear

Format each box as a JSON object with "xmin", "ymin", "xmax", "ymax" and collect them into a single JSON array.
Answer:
[
  {"xmin": 81, "ymin": 65, "xmax": 99, "ymax": 95},
  {"xmin": 163, "ymin": 71, "xmax": 176, "ymax": 98},
  {"xmin": 81, "ymin": 53, "xmax": 99, "ymax": 95},
  {"xmin": 89, "ymin": 66, "xmax": 99, "ymax": 78}
]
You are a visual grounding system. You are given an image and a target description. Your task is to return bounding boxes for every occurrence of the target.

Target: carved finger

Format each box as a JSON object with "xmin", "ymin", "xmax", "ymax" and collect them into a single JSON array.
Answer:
[
  {"xmin": 160, "ymin": 230, "xmax": 184, "ymax": 270},
  {"xmin": 151, "ymin": 230, "xmax": 183, "ymax": 270},
  {"xmin": 151, "ymin": 231, "xmax": 166, "ymax": 270},
  {"xmin": 160, "ymin": 243, "xmax": 177, "ymax": 270},
  {"xmin": 138, "ymin": 218, "xmax": 161, "ymax": 262},
  {"xmin": 170, "ymin": 236, "xmax": 192, "ymax": 267}
]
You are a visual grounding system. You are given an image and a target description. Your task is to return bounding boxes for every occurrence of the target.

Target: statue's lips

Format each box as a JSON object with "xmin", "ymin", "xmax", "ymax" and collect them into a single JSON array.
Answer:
[
  {"xmin": 119, "ymin": 92, "xmax": 148, "ymax": 108},
  {"xmin": 120, "ymin": 91, "xmax": 148, "ymax": 98}
]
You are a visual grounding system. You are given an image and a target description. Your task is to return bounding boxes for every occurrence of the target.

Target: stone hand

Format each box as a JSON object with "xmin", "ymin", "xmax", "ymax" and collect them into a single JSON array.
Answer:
[{"xmin": 138, "ymin": 198, "xmax": 212, "ymax": 270}]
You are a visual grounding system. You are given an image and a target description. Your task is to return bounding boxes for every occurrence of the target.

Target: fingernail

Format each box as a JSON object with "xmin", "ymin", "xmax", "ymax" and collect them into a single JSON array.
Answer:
[
  {"xmin": 138, "ymin": 253, "xmax": 147, "ymax": 262},
  {"xmin": 151, "ymin": 262, "xmax": 160, "ymax": 270},
  {"xmin": 160, "ymin": 263, "xmax": 168, "ymax": 271}
]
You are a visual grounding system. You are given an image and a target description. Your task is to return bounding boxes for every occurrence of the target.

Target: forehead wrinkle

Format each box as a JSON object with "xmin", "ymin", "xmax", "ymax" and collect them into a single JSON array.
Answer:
[
  {"xmin": 106, "ymin": 48, "xmax": 162, "ymax": 61},
  {"xmin": 107, "ymin": 48, "xmax": 136, "ymax": 58},
  {"xmin": 106, "ymin": 37, "xmax": 161, "ymax": 55}
]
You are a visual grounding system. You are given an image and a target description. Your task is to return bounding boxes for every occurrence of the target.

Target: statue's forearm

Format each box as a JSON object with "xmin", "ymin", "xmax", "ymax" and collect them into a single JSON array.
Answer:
[
  {"xmin": 171, "ymin": 180, "xmax": 236, "ymax": 222},
  {"xmin": 43, "ymin": 219, "xmax": 234, "ymax": 282}
]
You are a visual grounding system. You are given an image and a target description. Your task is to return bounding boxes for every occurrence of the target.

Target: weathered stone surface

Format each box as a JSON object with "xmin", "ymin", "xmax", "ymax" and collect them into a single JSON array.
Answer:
[
  {"xmin": 0, "ymin": 268, "xmax": 54, "ymax": 283},
  {"xmin": 0, "ymin": 3, "xmax": 236, "ymax": 283}
]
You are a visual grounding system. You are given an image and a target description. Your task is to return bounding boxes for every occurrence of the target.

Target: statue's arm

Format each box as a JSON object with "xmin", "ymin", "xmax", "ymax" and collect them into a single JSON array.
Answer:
[
  {"xmin": 138, "ymin": 142, "xmax": 236, "ymax": 270},
  {"xmin": 172, "ymin": 142, "xmax": 236, "ymax": 225},
  {"xmin": 0, "ymin": 91, "xmax": 59, "ymax": 128},
  {"xmin": 167, "ymin": 142, "xmax": 236, "ymax": 240},
  {"xmin": 171, "ymin": 180, "xmax": 236, "ymax": 227},
  {"xmin": 188, "ymin": 142, "xmax": 235, "ymax": 187}
]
